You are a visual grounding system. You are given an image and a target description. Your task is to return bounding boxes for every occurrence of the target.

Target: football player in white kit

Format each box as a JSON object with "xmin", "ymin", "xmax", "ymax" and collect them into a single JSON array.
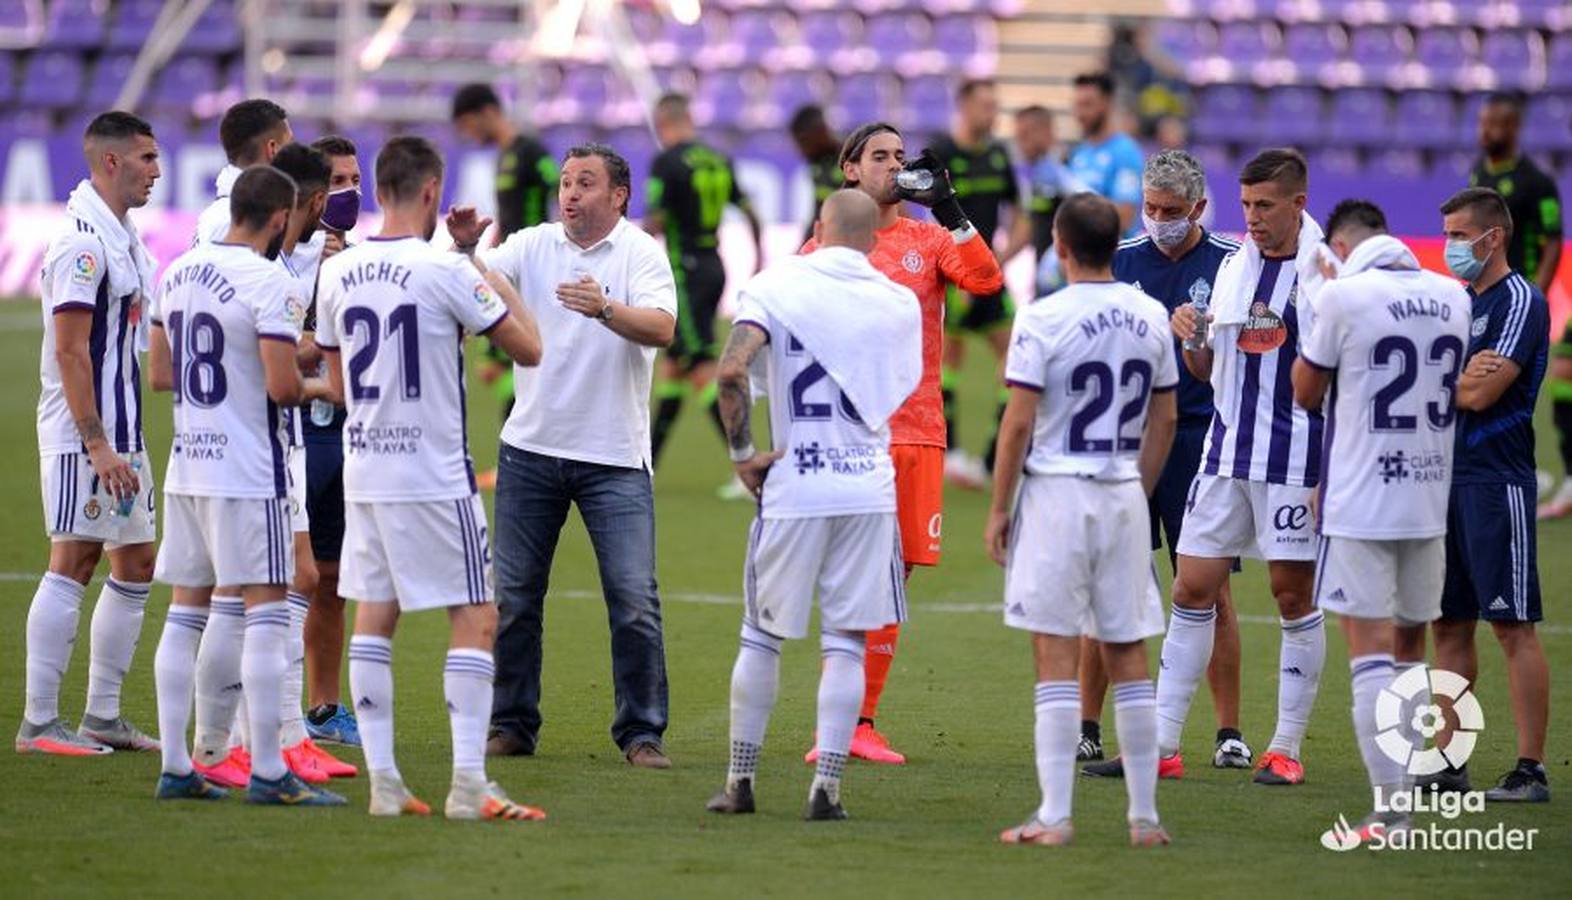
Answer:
[
  {"xmin": 20, "ymin": 112, "xmax": 162, "ymax": 756},
  {"xmin": 987, "ymin": 193, "xmax": 1178, "ymax": 848},
  {"xmin": 147, "ymin": 166, "xmax": 343, "ymax": 805},
  {"xmin": 1292, "ymin": 199, "xmax": 1471, "ymax": 839},
  {"xmin": 317, "ymin": 136, "xmax": 546, "ymax": 820},
  {"xmin": 704, "ymin": 190, "xmax": 921, "ymax": 821},
  {"xmin": 1162, "ymin": 150, "xmax": 1327, "ymax": 786}
]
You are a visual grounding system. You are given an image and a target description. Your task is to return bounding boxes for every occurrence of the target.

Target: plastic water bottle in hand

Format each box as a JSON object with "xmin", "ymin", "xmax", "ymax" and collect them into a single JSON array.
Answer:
[
  {"xmin": 113, "ymin": 457, "xmax": 142, "ymax": 517},
  {"xmin": 1182, "ymin": 294, "xmax": 1209, "ymax": 352}
]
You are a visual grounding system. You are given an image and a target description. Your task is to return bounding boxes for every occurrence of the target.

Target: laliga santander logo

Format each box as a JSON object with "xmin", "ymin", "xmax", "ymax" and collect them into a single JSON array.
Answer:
[
  {"xmin": 1376, "ymin": 664, "xmax": 1483, "ymax": 776},
  {"xmin": 1320, "ymin": 815, "xmax": 1362, "ymax": 852}
]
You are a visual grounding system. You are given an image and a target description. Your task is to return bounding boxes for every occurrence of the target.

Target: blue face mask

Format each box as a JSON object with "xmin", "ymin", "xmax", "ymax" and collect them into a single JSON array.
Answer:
[{"xmin": 1444, "ymin": 229, "xmax": 1494, "ymax": 282}]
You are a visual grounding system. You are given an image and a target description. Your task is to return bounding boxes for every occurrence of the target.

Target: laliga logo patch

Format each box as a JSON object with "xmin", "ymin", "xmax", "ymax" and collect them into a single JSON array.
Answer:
[
  {"xmin": 71, "ymin": 251, "xmax": 98, "ymax": 284},
  {"xmin": 1237, "ymin": 301, "xmax": 1287, "ymax": 354},
  {"xmin": 474, "ymin": 282, "xmax": 495, "ymax": 306},
  {"xmin": 901, "ymin": 250, "xmax": 923, "ymax": 274},
  {"xmin": 286, "ymin": 295, "xmax": 308, "ymax": 326}
]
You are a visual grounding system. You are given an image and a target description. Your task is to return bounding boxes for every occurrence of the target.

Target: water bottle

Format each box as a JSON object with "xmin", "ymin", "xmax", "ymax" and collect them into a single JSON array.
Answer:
[
  {"xmin": 309, "ymin": 359, "xmax": 336, "ymax": 426},
  {"xmin": 114, "ymin": 457, "xmax": 142, "ymax": 518},
  {"xmin": 895, "ymin": 168, "xmax": 934, "ymax": 192},
  {"xmin": 1182, "ymin": 294, "xmax": 1209, "ymax": 352}
]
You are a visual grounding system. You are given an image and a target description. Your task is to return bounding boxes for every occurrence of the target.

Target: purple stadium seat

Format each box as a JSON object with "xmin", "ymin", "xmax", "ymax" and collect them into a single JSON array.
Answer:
[
  {"xmin": 1512, "ymin": 0, "xmax": 1567, "ymax": 29},
  {"xmin": 1189, "ymin": 143, "xmax": 1234, "ymax": 181},
  {"xmin": 0, "ymin": 52, "xmax": 13, "ymax": 106},
  {"xmin": 801, "ymin": 11, "xmax": 858, "ymax": 54},
  {"xmin": 902, "ymin": 75, "xmax": 951, "ymax": 133},
  {"xmin": 1548, "ymin": 35, "xmax": 1572, "ymax": 90},
  {"xmin": 152, "ymin": 57, "xmax": 221, "ymax": 111},
  {"xmin": 1524, "ymin": 95, "xmax": 1572, "ymax": 153},
  {"xmin": 1282, "ymin": 24, "xmax": 1344, "ymax": 72},
  {"xmin": 1154, "ymin": 19, "xmax": 1214, "ymax": 62},
  {"xmin": 108, "ymin": 0, "xmax": 164, "ymax": 51},
  {"xmin": 770, "ymin": 71, "xmax": 825, "ymax": 117},
  {"xmin": 18, "ymin": 51, "xmax": 84, "ymax": 108},
  {"xmin": 184, "ymin": 1, "xmax": 242, "ymax": 55},
  {"xmin": 931, "ymin": 15, "xmax": 981, "ymax": 59},
  {"xmin": 1411, "ymin": 28, "xmax": 1475, "ymax": 90},
  {"xmin": 864, "ymin": 14, "xmax": 929, "ymax": 69},
  {"xmin": 1190, "ymin": 84, "xmax": 1259, "ymax": 144},
  {"xmin": 1326, "ymin": 89, "xmax": 1388, "ymax": 145},
  {"xmin": 1260, "ymin": 86, "xmax": 1326, "ymax": 146},
  {"xmin": 1455, "ymin": 93, "xmax": 1490, "ymax": 147},
  {"xmin": 1391, "ymin": 91, "xmax": 1458, "ymax": 150},
  {"xmin": 1346, "ymin": 26, "xmax": 1411, "ymax": 86},
  {"xmin": 729, "ymin": 10, "xmax": 782, "ymax": 60},
  {"xmin": 833, "ymin": 76, "xmax": 892, "ymax": 126},
  {"xmin": 696, "ymin": 75, "xmax": 751, "ymax": 128},
  {"xmin": 1216, "ymin": 21, "xmax": 1278, "ymax": 70},
  {"xmin": 43, "ymin": 0, "xmax": 105, "ymax": 50},
  {"xmin": 1477, "ymin": 30, "xmax": 1545, "ymax": 91},
  {"xmin": 85, "ymin": 54, "xmax": 138, "ymax": 108},
  {"xmin": 1367, "ymin": 148, "xmax": 1426, "ymax": 180}
]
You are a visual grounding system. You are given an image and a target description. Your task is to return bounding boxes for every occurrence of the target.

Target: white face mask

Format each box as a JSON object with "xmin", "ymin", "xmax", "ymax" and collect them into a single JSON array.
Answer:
[{"xmin": 1142, "ymin": 210, "xmax": 1195, "ymax": 250}]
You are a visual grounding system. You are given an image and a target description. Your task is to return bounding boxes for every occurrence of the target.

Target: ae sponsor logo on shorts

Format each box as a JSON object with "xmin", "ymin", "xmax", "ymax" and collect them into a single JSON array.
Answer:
[{"xmin": 1273, "ymin": 503, "xmax": 1310, "ymax": 536}]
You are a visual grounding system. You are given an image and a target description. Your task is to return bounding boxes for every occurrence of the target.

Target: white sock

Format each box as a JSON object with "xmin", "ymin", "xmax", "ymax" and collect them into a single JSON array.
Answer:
[
  {"xmin": 241, "ymin": 602, "xmax": 290, "ymax": 781},
  {"xmin": 1034, "ymin": 681, "xmax": 1080, "ymax": 826},
  {"xmin": 1114, "ymin": 680, "xmax": 1160, "ymax": 824},
  {"xmin": 24, "ymin": 573, "xmax": 85, "ymax": 726},
  {"xmin": 348, "ymin": 636, "xmax": 396, "ymax": 776},
  {"xmin": 1155, "ymin": 604, "xmax": 1215, "ymax": 756},
  {"xmin": 193, "ymin": 597, "xmax": 244, "ymax": 764},
  {"xmin": 728, "ymin": 623, "xmax": 782, "ymax": 789},
  {"xmin": 1350, "ymin": 654, "xmax": 1405, "ymax": 799},
  {"xmin": 154, "ymin": 607, "xmax": 208, "ymax": 776},
  {"xmin": 812, "ymin": 630, "xmax": 864, "ymax": 804},
  {"xmin": 445, "ymin": 649, "xmax": 494, "ymax": 778},
  {"xmin": 279, "ymin": 592, "xmax": 310, "ymax": 747},
  {"xmin": 1269, "ymin": 611, "xmax": 1325, "ymax": 760},
  {"xmin": 85, "ymin": 578, "xmax": 151, "ymax": 721}
]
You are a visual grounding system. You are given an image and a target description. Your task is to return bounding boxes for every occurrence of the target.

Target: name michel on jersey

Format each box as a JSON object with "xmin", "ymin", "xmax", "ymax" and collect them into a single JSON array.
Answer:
[
  {"xmin": 1385, "ymin": 296, "xmax": 1455, "ymax": 322},
  {"xmin": 337, "ymin": 260, "xmax": 414, "ymax": 292},
  {"xmin": 1076, "ymin": 307, "xmax": 1152, "ymax": 341}
]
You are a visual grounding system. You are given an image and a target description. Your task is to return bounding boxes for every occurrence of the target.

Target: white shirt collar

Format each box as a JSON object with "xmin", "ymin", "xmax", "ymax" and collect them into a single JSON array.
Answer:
[{"xmin": 553, "ymin": 216, "xmax": 628, "ymax": 254}]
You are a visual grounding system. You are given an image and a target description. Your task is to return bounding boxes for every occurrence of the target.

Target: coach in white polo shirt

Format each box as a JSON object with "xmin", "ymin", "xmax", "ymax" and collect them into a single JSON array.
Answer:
[{"xmin": 449, "ymin": 142, "xmax": 678, "ymax": 768}]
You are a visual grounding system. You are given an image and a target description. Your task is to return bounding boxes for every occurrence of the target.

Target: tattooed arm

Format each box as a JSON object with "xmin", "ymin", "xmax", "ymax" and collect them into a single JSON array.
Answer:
[
  {"xmin": 55, "ymin": 309, "xmax": 139, "ymax": 501},
  {"xmin": 715, "ymin": 322, "xmax": 782, "ymax": 497}
]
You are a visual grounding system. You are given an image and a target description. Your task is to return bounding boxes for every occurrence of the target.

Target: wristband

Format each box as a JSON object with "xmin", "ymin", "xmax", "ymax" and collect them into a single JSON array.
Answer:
[{"xmin": 728, "ymin": 443, "xmax": 756, "ymax": 463}]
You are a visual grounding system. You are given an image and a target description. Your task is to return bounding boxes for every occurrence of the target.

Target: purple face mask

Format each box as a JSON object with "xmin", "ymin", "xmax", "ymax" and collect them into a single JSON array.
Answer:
[{"xmin": 321, "ymin": 187, "xmax": 361, "ymax": 232}]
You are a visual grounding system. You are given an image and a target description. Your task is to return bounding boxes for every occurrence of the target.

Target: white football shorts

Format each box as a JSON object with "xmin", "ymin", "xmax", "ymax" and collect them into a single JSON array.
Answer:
[
  {"xmin": 743, "ymin": 513, "xmax": 906, "ymax": 640},
  {"xmin": 40, "ymin": 450, "xmax": 157, "ymax": 547},
  {"xmin": 1004, "ymin": 474, "xmax": 1165, "ymax": 643},
  {"xmin": 1313, "ymin": 535, "xmax": 1444, "ymax": 624},
  {"xmin": 155, "ymin": 493, "xmax": 292, "ymax": 587},
  {"xmin": 1175, "ymin": 473, "xmax": 1316, "ymax": 562},
  {"xmin": 340, "ymin": 494, "xmax": 492, "ymax": 611}
]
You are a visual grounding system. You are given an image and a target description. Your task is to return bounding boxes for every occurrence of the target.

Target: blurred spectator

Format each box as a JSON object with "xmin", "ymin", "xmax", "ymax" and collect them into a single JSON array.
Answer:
[
  {"xmin": 790, "ymin": 104, "xmax": 844, "ymax": 242},
  {"xmin": 1067, "ymin": 72, "xmax": 1145, "ymax": 236},
  {"xmin": 1012, "ymin": 105, "xmax": 1085, "ymax": 295}
]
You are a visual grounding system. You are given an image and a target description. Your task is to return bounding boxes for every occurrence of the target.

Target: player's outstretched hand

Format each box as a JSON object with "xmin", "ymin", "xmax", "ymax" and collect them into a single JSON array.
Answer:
[
  {"xmin": 322, "ymin": 231, "xmax": 346, "ymax": 260},
  {"xmin": 734, "ymin": 449, "xmax": 784, "ymax": 499},
  {"xmin": 445, "ymin": 206, "xmax": 492, "ymax": 251},
  {"xmin": 894, "ymin": 150, "xmax": 956, "ymax": 207},
  {"xmin": 984, "ymin": 509, "xmax": 1011, "ymax": 567}
]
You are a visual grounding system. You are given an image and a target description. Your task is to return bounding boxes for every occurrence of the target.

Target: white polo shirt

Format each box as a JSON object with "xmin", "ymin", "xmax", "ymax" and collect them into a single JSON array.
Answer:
[{"xmin": 481, "ymin": 217, "xmax": 677, "ymax": 469}]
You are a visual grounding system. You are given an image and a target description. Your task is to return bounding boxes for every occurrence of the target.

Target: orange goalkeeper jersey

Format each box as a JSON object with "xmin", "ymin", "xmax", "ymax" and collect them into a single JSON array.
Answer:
[{"xmin": 804, "ymin": 217, "xmax": 1003, "ymax": 447}]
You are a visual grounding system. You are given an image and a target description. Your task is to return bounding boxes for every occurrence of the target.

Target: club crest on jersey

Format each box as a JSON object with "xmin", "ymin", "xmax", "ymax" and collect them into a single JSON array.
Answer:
[
  {"xmin": 901, "ymin": 250, "xmax": 923, "ymax": 274},
  {"xmin": 1237, "ymin": 302, "xmax": 1287, "ymax": 354},
  {"xmin": 83, "ymin": 498, "xmax": 102, "ymax": 520},
  {"xmin": 1471, "ymin": 315, "xmax": 1489, "ymax": 338},
  {"xmin": 71, "ymin": 251, "xmax": 97, "ymax": 284},
  {"xmin": 1188, "ymin": 278, "xmax": 1212, "ymax": 305}
]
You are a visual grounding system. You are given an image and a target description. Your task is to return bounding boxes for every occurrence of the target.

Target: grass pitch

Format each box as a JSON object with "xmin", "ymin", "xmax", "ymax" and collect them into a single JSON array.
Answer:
[{"xmin": 0, "ymin": 304, "xmax": 1568, "ymax": 898}]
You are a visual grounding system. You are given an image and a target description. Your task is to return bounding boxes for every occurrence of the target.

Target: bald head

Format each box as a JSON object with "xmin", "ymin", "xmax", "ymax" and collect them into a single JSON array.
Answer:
[{"xmin": 815, "ymin": 189, "xmax": 880, "ymax": 253}]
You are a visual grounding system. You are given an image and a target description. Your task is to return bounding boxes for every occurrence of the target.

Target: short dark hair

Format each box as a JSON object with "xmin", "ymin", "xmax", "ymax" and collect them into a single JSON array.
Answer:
[
  {"xmin": 1053, "ymin": 192, "xmax": 1121, "ymax": 269},
  {"xmin": 311, "ymin": 134, "xmax": 358, "ymax": 159},
  {"xmin": 1484, "ymin": 91, "xmax": 1526, "ymax": 115},
  {"xmin": 219, "ymin": 98, "xmax": 289, "ymax": 165},
  {"xmin": 1239, "ymin": 148, "xmax": 1308, "ymax": 192},
  {"xmin": 654, "ymin": 92, "xmax": 690, "ymax": 122},
  {"xmin": 270, "ymin": 142, "xmax": 332, "ymax": 199},
  {"xmin": 1440, "ymin": 187, "xmax": 1514, "ymax": 241},
  {"xmin": 229, "ymin": 165, "xmax": 296, "ymax": 230},
  {"xmin": 1014, "ymin": 104, "xmax": 1052, "ymax": 124},
  {"xmin": 565, "ymin": 143, "xmax": 631, "ymax": 214},
  {"xmin": 451, "ymin": 83, "xmax": 501, "ymax": 119},
  {"xmin": 84, "ymin": 110, "xmax": 153, "ymax": 143},
  {"xmin": 839, "ymin": 121, "xmax": 901, "ymax": 169},
  {"xmin": 957, "ymin": 78, "xmax": 995, "ymax": 101},
  {"xmin": 789, "ymin": 104, "xmax": 827, "ymax": 137},
  {"xmin": 1325, "ymin": 199, "xmax": 1387, "ymax": 239},
  {"xmin": 1072, "ymin": 72, "xmax": 1115, "ymax": 97},
  {"xmin": 375, "ymin": 136, "xmax": 446, "ymax": 205}
]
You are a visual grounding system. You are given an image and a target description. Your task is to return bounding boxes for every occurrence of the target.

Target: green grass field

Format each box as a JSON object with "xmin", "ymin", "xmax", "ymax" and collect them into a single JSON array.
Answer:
[{"xmin": 0, "ymin": 303, "xmax": 1568, "ymax": 898}]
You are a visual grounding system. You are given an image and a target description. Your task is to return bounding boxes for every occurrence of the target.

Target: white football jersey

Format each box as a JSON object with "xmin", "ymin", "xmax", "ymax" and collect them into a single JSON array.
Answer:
[
  {"xmin": 193, "ymin": 165, "xmax": 241, "ymax": 247},
  {"xmin": 317, "ymin": 237, "xmax": 509, "ymax": 502},
  {"xmin": 37, "ymin": 219, "xmax": 147, "ymax": 456},
  {"xmin": 275, "ymin": 249, "xmax": 318, "ymax": 447},
  {"xmin": 1202, "ymin": 256, "xmax": 1323, "ymax": 487},
  {"xmin": 732, "ymin": 298, "xmax": 896, "ymax": 519},
  {"xmin": 1004, "ymin": 281, "xmax": 1179, "ymax": 481},
  {"xmin": 1300, "ymin": 266, "xmax": 1471, "ymax": 539},
  {"xmin": 153, "ymin": 242, "xmax": 301, "ymax": 499}
]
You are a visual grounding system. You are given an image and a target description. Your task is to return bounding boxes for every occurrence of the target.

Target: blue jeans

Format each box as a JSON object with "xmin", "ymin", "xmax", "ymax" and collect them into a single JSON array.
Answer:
[{"xmin": 490, "ymin": 443, "xmax": 669, "ymax": 752}]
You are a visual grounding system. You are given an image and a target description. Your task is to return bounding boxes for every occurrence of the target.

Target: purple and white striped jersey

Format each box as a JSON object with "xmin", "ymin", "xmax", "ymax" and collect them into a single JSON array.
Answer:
[
  {"xmin": 37, "ymin": 219, "xmax": 146, "ymax": 456},
  {"xmin": 1201, "ymin": 256, "xmax": 1324, "ymax": 487}
]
